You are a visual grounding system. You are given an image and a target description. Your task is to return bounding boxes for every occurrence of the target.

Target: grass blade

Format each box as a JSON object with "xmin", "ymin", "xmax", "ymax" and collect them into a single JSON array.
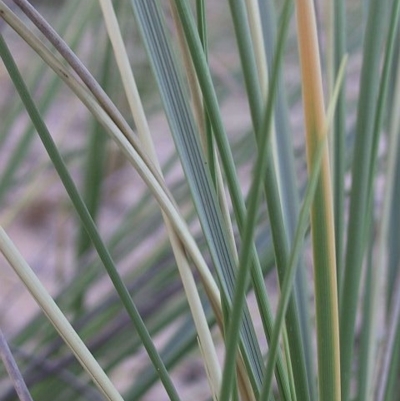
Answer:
[
  {"xmin": 76, "ymin": 38, "xmax": 111, "ymax": 262},
  {"xmin": 260, "ymin": 54, "xmax": 347, "ymax": 401},
  {"xmin": 258, "ymin": 2, "xmax": 317, "ymax": 398},
  {"xmin": 375, "ymin": 272, "xmax": 400, "ymax": 401},
  {"xmin": 219, "ymin": 0, "xmax": 291, "ymax": 399},
  {"xmin": 340, "ymin": 1, "xmax": 390, "ymax": 399},
  {"xmin": 332, "ymin": 0, "xmax": 346, "ymax": 293},
  {"xmin": 260, "ymin": 121, "xmax": 325, "ymax": 401},
  {"xmin": 356, "ymin": 1, "xmax": 400, "ymax": 398},
  {"xmin": 228, "ymin": 2, "xmax": 315, "ymax": 398}
]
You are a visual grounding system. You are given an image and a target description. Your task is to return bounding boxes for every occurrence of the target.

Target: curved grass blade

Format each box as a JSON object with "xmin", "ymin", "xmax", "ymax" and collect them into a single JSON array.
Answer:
[
  {"xmin": 0, "ymin": 1, "xmax": 222, "ymax": 320},
  {"xmin": 0, "ymin": 33, "xmax": 181, "ymax": 401}
]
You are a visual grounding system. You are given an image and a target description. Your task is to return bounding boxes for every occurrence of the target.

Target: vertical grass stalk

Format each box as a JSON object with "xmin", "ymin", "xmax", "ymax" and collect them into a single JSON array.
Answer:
[
  {"xmin": 295, "ymin": 1, "xmax": 341, "ymax": 400},
  {"xmin": 340, "ymin": 0, "xmax": 390, "ymax": 398}
]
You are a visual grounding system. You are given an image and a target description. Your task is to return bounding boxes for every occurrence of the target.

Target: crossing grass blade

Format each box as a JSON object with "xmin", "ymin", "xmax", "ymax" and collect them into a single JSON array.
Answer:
[
  {"xmin": 257, "ymin": 2, "xmax": 317, "ymax": 398},
  {"xmin": 260, "ymin": 54, "xmax": 347, "ymax": 401},
  {"xmin": 218, "ymin": 0, "xmax": 292, "ymax": 399},
  {"xmin": 227, "ymin": 3, "xmax": 318, "ymax": 399}
]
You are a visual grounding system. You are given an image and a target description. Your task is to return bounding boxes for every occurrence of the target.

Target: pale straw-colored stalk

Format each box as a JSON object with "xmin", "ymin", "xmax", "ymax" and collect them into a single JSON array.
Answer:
[{"xmin": 0, "ymin": 227, "xmax": 124, "ymax": 401}]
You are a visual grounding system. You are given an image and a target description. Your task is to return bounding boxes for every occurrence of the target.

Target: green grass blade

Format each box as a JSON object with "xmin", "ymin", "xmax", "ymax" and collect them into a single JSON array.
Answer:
[
  {"xmin": 340, "ymin": 1, "xmax": 391, "ymax": 399},
  {"xmin": 387, "ymin": 73, "xmax": 400, "ymax": 310},
  {"xmin": 227, "ymin": 0, "xmax": 263, "ymax": 133},
  {"xmin": 260, "ymin": 123, "xmax": 326, "ymax": 401},
  {"xmin": 228, "ymin": 3, "xmax": 314, "ymax": 400},
  {"xmin": 261, "ymin": 53, "xmax": 347, "ymax": 401},
  {"xmin": 382, "ymin": 322, "xmax": 400, "ymax": 401},
  {"xmin": 375, "ymin": 273, "xmax": 400, "ymax": 401},
  {"xmin": 171, "ymin": 1, "xmax": 294, "ymax": 398},
  {"xmin": 219, "ymin": 0, "xmax": 291, "ymax": 399},
  {"xmin": 356, "ymin": 228, "xmax": 375, "ymax": 401},
  {"xmin": 367, "ymin": 0, "xmax": 400, "ymax": 200},
  {"xmin": 126, "ymin": 302, "xmax": 213, "ymax": 399},
  {"xmin": 76, "ymin": 38, "xmax": 111, "ymax": 260},
  {"xmin": 258, "ymin": 2, "xmax": 317, "ymax": 398},
  {"xmin": 356, "ymin": 2, "xmax": 400, "ymax": 398},
  {"xmin": 195, "ymin": 0, "xmax": 216, "ymax": 185},
  {"xmin": 332, "ymin": 0, "xmax": 346, "ymax": 294},
  {"xmin": 128, "ymin": 0, "xmax": 265, "ymax": 394},
  {"xmin": 295, "ymin": 0, "xmax": 342, "ymax": 399},
  {"xmin": 71, "ymin": 32, "xmax": 117, "ymax": 313}
]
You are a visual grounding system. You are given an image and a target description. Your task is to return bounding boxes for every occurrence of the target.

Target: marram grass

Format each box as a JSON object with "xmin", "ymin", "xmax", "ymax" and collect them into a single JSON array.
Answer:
[{"xmin": 0, "ymin": 1, "xmax": 400, "ymax": 401}]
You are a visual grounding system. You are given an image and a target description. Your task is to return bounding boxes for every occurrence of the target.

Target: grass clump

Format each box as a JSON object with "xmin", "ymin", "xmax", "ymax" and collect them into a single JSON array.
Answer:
[{"xmin": 0, "ymin": 1, "xmax": 399, "ymax": 401}]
